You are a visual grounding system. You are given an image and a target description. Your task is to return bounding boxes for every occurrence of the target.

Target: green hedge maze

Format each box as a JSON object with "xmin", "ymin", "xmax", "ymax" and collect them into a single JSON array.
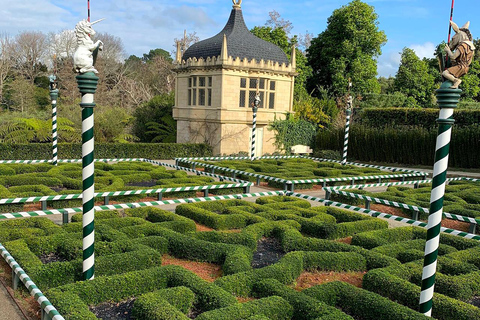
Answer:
[{"xmin": 2, "ymin": 195, "xmax": 479, "ymax": 319}]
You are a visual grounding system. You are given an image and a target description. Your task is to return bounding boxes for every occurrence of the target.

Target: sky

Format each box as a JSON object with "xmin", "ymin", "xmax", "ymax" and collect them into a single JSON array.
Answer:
[{"xmin": 0, "ymin": 0, "xmax": 479, "ymax": 77}]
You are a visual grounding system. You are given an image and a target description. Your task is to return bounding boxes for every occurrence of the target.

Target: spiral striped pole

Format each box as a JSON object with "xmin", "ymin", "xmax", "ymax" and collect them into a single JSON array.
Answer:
[
  {"xmin": 76, "ymin": 72, "xmax": 98, "ymax": 280},
  {"xmin": 341, "ymin": 107, "xmax": 351, "ymax": 165},
  {"xmin": 49, "ymin": 75, "xmax": 59, "ymax": 166},
  {"xmin": 419, "ymin": 80, "xmax": 460, "ymax": 316},
  {"xmin": 251, "ymin": 93, "xmax": 260, "ymax": 160}
]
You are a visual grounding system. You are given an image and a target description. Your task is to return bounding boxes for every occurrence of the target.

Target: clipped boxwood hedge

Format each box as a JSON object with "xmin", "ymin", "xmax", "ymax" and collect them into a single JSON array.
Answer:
[{"xmin": 0, "ymin": 143, "xmax": 212, "ymax": 160}]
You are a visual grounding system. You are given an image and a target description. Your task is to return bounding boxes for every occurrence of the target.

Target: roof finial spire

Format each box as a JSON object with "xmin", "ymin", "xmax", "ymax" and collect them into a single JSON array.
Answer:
[{"xmin": 232, "ymin": 0, "xmax": 242, "ymax": 9}]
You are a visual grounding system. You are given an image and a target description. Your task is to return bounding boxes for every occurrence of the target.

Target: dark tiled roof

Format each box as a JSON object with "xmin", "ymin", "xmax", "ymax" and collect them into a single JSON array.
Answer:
[{"xmin": 183, "ymin": 8, "xmax": 289, "ymax": 65}]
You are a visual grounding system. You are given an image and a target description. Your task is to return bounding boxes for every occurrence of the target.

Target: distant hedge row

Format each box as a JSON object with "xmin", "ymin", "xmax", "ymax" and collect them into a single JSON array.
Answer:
[
  {"xmin": 316, "ymin": 125, "xmax": 480, "ymax": 168},
  {"xmin": 356, "ymin": 108, "xmax": 480, "ymax": 128},
  {"xmin": 0, "ymin": 143, "xmax": 212, "ymax": 160}
]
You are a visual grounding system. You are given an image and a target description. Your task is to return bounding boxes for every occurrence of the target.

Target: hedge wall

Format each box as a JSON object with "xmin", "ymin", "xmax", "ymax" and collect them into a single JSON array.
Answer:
[
  {"xmin": 316, "ymin": 125, "xmax": 480, "ymax": 168},
  {"xmin": 0, "ymin": 143, "xmax": 212, "ymax": 160},
  {"xmin": 356, "ymin": 108, "xmax": 480, "ymax": 128}
]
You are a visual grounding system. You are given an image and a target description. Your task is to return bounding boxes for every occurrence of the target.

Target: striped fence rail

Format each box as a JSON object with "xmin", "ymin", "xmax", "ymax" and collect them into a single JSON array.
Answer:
[
  {"xmin": 1, "ymin": 244, "xmax": 64, "ymax": 320},
  {"xmin": 175, "ymin": 155, "xmax": 302, "ymax": 162},
  {"xmin": 289, "ymin": 172, "xmax": 426, "ymax": 186},
  {"xmin": 175, "ymin": 159, "xmax": 427, "ymax": 191},
  {"xmin": 324, "ymin": 188, "xmax": 480, "ymax": 228},
  {"xmin": 289, "ymin": 192, "xmax": 480, "ymax": 241},
  {"xmin": 323, "ymin": 176, "xmax": 480, "ymax": 231},
  {"xmin": 0, "ymin": 191, "xmax": 284, "ymax": 221},
  {"xmin": 0, "ymin": 158, "xmax": 145, "ymax": 164},
  {"xmin": 143, "ymin": 159, "xmax": 250, "ymax": 183},
  {"xmin": 307, "ymin": 157, "xmax": 425, "ymax": 174},
  {"xmin": 173, "ymin": 159, "xmax": 288, "ymax": 185},
  {"xmin": 0, "ymin": 182, "xmax": 253, "ymax": 206},
  {"xmin": 324, "ymin": 177, "xmax": 466, "ymax": 191}
]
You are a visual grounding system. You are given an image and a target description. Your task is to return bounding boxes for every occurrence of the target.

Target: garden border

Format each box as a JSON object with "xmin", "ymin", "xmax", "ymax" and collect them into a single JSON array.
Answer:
[
  {"xmin": 288, "ymin": 192, "xmax": 480, "ymax": 241},
  {"xmin": 0, "ymin": 244, "xmax": 64, "ymax": 320},
  {"xmin": 323, "ymin": 177, "xmax": 480, "ymax": 232}
]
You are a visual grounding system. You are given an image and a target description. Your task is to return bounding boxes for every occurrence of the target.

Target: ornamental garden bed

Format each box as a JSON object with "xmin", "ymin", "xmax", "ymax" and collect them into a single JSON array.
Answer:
[
  {"xmin": 0, "ymin": 161, "xmax": 247, "ymax": 214},
  {"xmin": 1, "ymin": 195, "xmax": 479, "ymax": 319},
  {"xmin": 176, "ymin": 157, "xmax": 426, "ymax": 190},
  {"xmin": 325, "ymin": 178, "xmax": 480, "ymax": 233}
]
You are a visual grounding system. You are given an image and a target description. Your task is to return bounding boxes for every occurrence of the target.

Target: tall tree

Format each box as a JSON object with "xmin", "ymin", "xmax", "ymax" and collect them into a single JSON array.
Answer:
[
  {"xmin": 306, "ymin": 0, "xmax": 387, "ymax": 97},
  {"xmin": 12, "ymin": 31, "xmax": 48, "ymax": 83},
  {"xmin": 393, "ymin": 47, "xmax": 436, "ymax": 108},
  {"xmin": 0, "ymin": 34, "xmax": 14, "ymax": 108}
]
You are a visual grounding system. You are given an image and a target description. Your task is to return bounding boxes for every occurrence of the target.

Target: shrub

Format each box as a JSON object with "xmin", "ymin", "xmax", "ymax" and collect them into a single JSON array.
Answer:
[
  {"xmin": 196, "ymin": 296, "xmax": 293, "ymax": 320},
  {"xmin": 253, "ymin": 279, "xmax": 351, "ymax": 320},
  {"xmin": 304, "ymin": 281, "xmax": 429, "ymax": 320},
  {"xmin": 363, "ymin": 269, "xmax": 480, "ymax": 320},
  {"xmin": 0, "ymin": 143, "xmax": 212, "ymax": 160}
]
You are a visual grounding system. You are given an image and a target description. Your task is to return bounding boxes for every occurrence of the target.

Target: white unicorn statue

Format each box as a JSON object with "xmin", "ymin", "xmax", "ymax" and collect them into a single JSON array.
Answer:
[
  {"xmin": 73, "ymin": 19, "xmax": 104, "ymax": 74},
  {"xmin": 442, "ymin": 21, "xmax": 475, "ymax": 89}
]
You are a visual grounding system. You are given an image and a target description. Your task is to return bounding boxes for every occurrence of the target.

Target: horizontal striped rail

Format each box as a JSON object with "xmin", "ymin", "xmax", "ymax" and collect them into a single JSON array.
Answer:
[
  {"xmin": 175, "ymin": 160, "xmax": 427, "ymax": 188},
  {"xmin": 0, "ymin": 183, "xmax": 252, "ymax": 205},
  {"xmin": 0, "ymin": 191, "xmax": 284, "ymax": 220},
  {"xmin": 325, "ymin": 177, "xmax": 464, "ymax": 191},
  {"xmin": 0, "ymin": 244, "xmax": 64, "ymax": 319},
  {"xmin": 324, "ymin": 188, "xmax": 480, "ymax": 225},
  {"xmin": 142, "ymin": 159, "xmax": 249, "ymax": 183},
  {"xmin": 289, "ymin": 172, "xmax": 425, "ymax": 184},
  {"xmin": 175, "ymin": 155, "xmax": 301, "ymax": 162},
  {"xmin": 0, "ymin": 158, "xmax": 145, "ymax": 164},
  {"xmin": 289, "ymin": 192, "xmax": 480, "ymax": 241},
  {"xmin": 306, "ymin": 157, "xmax": 425, "ymax": 174}
]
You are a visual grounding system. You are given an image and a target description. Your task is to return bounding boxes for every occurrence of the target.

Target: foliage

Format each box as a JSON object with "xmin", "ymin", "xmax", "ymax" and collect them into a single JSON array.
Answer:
[
  {"xmin": 307, "ymin": 0, "xmax": 387, "ymax": 97},
  {"xmin": 268, "ymin": 114, "xmax": 317, "ymax": 153},
  {"xmin": 356, "ymin": 108, "xmax": 480, "ymax": 128},
  {"xmin": 132, "ymin": 93, "xmax": 176, "ymax": 143},
  {"xmin": 393, "ymin": 48, "xmax": 436, "ymax": 108},
  {"xmin": 0, "ymin": 143, "xmax": 212, "ymax": 160},
  {"xmin": 294, "ymin": 87, "xmax": 339, "ymax": 127},
  {"xmin": 250, "ymin": 26, "xmax": 290, "ymax": 53},
  {"xmin": 0, "ymin": 117, "xmax": 79, "ymax": 143},
  {"xmin": 358, "ymin": 92, "xmax": 407, "ymax": 108},
  {"xmin": 315, "ymin": 124, "xmax": 480, "ymax": 168},
  {"xmin": 94, "ymin": 106, "xmax": 138, "ymax": 143}
]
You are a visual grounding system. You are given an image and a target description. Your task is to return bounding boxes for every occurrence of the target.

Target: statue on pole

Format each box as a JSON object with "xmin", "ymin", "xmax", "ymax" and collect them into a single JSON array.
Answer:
[
  {"xmin": 442, "ymin": 21, "xmax": 475, "ymax": 88},
  {"xmin": 74, "ymin": 17, "xmax": 103, "ymax": 281},
  {"xmin": 73, "ymin": 19, "xmax": 104, "ymax": 74},
  {"xmin": 420, "ymin": 19, "xmax": 473, "ymax": 318}
]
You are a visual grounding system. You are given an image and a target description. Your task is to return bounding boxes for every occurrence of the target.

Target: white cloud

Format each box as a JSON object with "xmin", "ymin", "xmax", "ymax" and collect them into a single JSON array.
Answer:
[
  {"xmin": 377, "ymin": 51, "xmax": 401, "ymax": 78},
  {"xmin": 409, "ymin": 42, "xmax": 436, "ymax": 59}
]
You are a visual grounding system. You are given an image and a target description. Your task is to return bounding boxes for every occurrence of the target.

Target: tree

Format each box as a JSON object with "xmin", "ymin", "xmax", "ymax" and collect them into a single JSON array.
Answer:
[
  {"xmin": 265, "ymin": 10, "xmax": 293, "ymax": 35},
  {"xmin": 0, "ymin": 34, "xmax": 14, "ymax": 108},
  {"xmin": 12, "ymin": 31, "xmax": 48, "ymax": 83},
  {"xmin": 393, "ymin": 48, "xmax": 436, "ymax": 108},
  {"xmin": 132, "ymin": 93, "xmax": 176, "ymax": 142},
  {"xmin": 142, "ymin": 48, "xmax": 172, "ymax": 63},
  {"xmin": 173, "ymin": 31, "xmax": 199, "ymax": 57},
  {"xmin": 306, "ymin": 0, "xmax": 387, "ymax": 97},
  {"xmin": 251, "ymin": 26, "xmax": 290, "ymax": 52}
]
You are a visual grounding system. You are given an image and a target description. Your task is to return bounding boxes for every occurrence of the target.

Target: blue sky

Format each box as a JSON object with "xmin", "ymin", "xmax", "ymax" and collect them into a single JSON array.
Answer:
[{"xmin": 1, "ymin": 0, "xmax": 478, "ymax": 77}]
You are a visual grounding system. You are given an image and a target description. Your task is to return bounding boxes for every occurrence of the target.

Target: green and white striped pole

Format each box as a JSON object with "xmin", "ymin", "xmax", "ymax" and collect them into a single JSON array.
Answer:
[
  {"xmin": 419, "ymin": 80, "xmax": 460, "ymax": 316},
  {"xmin": 76, "ymin": 72, "xmax": 99, "ymax": 280},
  {"xmin": 341, "ymin": 107, "xmax": 351, "ymax": 165},
  {"xmin": 251, "ymin": 93, "xmax": 260, "ymax": 160},
  {"xmin": 49, "ymin": 75, "xmax": 59, "ymax": 166}
]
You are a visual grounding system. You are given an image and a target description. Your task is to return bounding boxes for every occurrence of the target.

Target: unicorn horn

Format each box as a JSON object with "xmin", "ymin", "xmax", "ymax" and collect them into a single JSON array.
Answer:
[{"xmin": 90, "ymin": 18, "xmax": 105, "ymax": 25}]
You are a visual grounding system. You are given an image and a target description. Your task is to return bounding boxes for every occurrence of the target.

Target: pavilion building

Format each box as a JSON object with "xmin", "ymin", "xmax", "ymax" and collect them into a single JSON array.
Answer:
[{"xmin": 173, "ymin": 0, "xmax": 296, "ymax": 156}]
